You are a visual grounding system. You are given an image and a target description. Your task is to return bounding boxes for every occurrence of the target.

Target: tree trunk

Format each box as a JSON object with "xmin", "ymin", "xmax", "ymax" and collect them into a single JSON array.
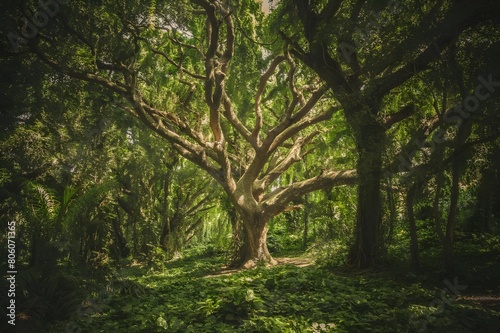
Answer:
[
  {"xmin": 445, "ymin": 162, "xmax": 460, "ymax": 274},
  {"xmin": 385, "ymin": 177, "xmax": 397, "ymax": 250},
  {"xmin": 476, "ymin": 169, "xmax": 495, "ymax": 233},
  {"xmin": 348, "ymin": 124, "xmax": 385, "ymax": 268},
  {"xmin": 112, "ymin": 207, "xmax": 130, "ymax": 258},
  {"xmin": 238, "ymin": 211, "xmax": 276, "ymax": 268},
  {"xmin": 226, "ymin": 199, "xmax": 244, "ymax": 267},
  {"xmin": 406, "ymin": 183, "xmax": 421, "ymax": 273},
  {"xmin": 303, "ymin": 193, "xmax": 309, "ymax": 250},
  {"xmin": 433, "ymin": 147, "xmax": 446, "ymax": 245},
  {"xmin": 161, "ymin": 215, "xmax": 183, "ymax": 258},
  {"xmin": 132, "ymin": 218, "xmax": 138, "ymax": 257},
  {"xmin": 444, "ymin": 116, "xmax": 471, "ymax": 273}
]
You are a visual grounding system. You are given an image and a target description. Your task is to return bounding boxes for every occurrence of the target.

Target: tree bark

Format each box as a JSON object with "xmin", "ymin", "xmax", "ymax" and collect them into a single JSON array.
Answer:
[
  {"xmin": 348, "ymin": 122, "xmax": 385, "ymax": 269},
  {"xmin": 433, "ymin": 161, "xmax": 446, "ymax": 245},
  {"xmin": 406, "ymin": 183, "xmax": 421, "ymax": 274},
  {"xmin": 475, "ymin": 169, "xmax": 495, "ymax": 233},
  {"xmin": 112, "ymin": 207, "xmax": 130, "ymax": 258},
  {"xmin": 443, "ymin": 73, "xmax": 472, "ymax": 273},
  {"xmin": 385, "ymin": 177, "xmax": 397, "ymax": 250},
  {"xmin": 238, "ymin": 211, "xmax": 276, "ymax": 268},
  {"xmin": 444, "ymin": 160, "xmax": 460, "ymax": 274},
  {"xmin": 302, "ymin": 193, "xmax": 309, "ymax": 251},
  {"xmin": 226, "ymin": 200, "xmax": 244, "ymax": 267}
]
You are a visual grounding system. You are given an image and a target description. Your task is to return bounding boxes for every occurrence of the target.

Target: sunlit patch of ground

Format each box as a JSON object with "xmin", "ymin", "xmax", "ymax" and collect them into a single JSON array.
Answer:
[
  {"xmin": 204, "ymin": 256, "xmax": 314, "ymax": 277},
  {"xmin": 460, "ymin": 294, "xmax": 500, "ymax": 313}
]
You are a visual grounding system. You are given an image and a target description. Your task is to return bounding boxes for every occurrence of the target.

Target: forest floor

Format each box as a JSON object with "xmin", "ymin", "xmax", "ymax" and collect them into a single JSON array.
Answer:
[
  {"xmin": 275, "ymin": 256, "xmax": 315, "ymax": 267},
  {"xmin": 460, "ymin": 294, "xmax": 500, "ymax": 313},
  {"xmin": 37, "ymin": 244, "xmax": 500, "ymax": 333}
]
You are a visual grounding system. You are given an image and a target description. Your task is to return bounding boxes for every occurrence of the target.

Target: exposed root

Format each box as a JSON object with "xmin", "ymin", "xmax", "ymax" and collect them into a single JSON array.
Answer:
[{"xmin": 241, "ymin": 257, "xmax": 278, "ymax": 269}]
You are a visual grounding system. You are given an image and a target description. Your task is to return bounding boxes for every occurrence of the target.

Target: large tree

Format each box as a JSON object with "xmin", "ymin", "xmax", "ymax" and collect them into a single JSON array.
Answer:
[
  {"xmin": 276, "ymin": 0, "xmax": 500, "ymax": 268},
  {"xmin": 2, "ymin": 0, "xmax": 357, "ymax": 267}
]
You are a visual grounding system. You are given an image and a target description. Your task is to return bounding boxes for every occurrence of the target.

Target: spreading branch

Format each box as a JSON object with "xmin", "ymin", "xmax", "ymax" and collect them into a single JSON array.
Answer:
[{"xmin": 262, "ymin": 169, "xmax": 357, "ymax": 216}]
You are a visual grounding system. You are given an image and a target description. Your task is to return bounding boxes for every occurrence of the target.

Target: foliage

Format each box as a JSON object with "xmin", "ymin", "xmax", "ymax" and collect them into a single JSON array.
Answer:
[
  {"xmin": 0, "ymin": 267, "xmax": 85, "ymax": 333},
  {"xmin": 44, "ymin": 250, "xmax": 500, "ymax": 333}
]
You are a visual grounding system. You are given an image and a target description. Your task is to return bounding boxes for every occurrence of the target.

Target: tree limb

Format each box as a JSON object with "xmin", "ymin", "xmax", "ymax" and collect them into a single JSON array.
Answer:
[{"xmin": 263, "ymin": 169, "xmax": 357, "ymax": 217}]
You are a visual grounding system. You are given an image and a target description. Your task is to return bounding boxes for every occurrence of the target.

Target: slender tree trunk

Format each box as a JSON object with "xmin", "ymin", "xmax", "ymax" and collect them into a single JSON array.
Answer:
[
  {"xmin": 160, "ymin": 222, "xmax": 171, "ymax": 252},
  {"xmin": 303, "ymin": 193, "xmax": 309, "ymax": 250},
  {"xmin": 112, "ymin": 207, "xmax": 130, "ymax": 258},
  {"xmin": 444, "ymin": 112, "xmax": 471, "ymax": 273},
  {"xmin": 132, "ymin": 219, "xmax": 138, "ymax": 257},
  {"xmin": 433, "ymin": 147, "xmax": 446, "ymax": 245},
  {"xmin": 476, "ymin": 170, "xmax": 494, "ymax": 233},
  {"xmin": 160, "ymin": 171, "xmax": 171, "ymax": 248},
  {"xmin": 385, "ymin": 176, "xmax": 397, "ymax": 250},
  {"xmin": 444, "ymin": 51, "xmax": 472, "ymax": 273},
  {"xmin": 406, "ymin": 183, "xmax": 421, "ymax": 273},
  {"xmin": 480, "ymin": 188, "xmax": 493, "ymax": 233},
  {"xmin": 445, "ymin": 161, "xmax": 460, "ymax": 273},
  {"xmin": 161, "ymin": 214, "xmax": 183, "ymax": 258},
  {"xmin": 81, "ymin": 233, "xmax": 88, "ymax": 264}
]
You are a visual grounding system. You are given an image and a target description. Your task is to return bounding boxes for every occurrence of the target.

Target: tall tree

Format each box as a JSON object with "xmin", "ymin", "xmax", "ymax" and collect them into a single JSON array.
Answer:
[
  {"xmin": 276, "ymin": 0, "xmax": 500, "ymax": 268},
  {"xmin": 2, "ymin": 0, "xmax": 357, "ymax": 267}
]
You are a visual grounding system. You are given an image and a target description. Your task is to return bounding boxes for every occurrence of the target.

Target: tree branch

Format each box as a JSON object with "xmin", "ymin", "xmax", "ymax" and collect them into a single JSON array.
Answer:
[
  {"xmin": 371, "ymin": 0, "xmax": 499, "ymax": 97},
  {"xmin": 253, "ymin": 54, "xmax": 287, "ymax": 142},
  {"xmin": 150, "ymin": 47, "xmax": 206, "ymax": 80},
  {"xmin": 257, "ymin": 131, "xmax": 320, "ymax": 192},
  {"xmin": 381, "ymin": 104, "xmax": 416, "ymax": 129},
  {"xmin": 262, "ymin": 169, "xmax": 357, "ymax": 217}
]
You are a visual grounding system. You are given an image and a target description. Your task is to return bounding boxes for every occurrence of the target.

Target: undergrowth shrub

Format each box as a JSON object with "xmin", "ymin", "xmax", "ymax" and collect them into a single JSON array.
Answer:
[
  {"xmin": 10, "ymin": 267, "xmax": 83, "ymax": 332},
  {"xmin": 312, "ymin": 241, "xmax": 349, "ymax": 268}
]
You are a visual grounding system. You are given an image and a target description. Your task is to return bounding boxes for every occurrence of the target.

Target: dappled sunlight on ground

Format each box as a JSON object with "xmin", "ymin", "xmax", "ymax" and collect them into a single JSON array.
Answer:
[{"xmin": 204, "ymin": 256, "xmax": 315, "ymax": 278}]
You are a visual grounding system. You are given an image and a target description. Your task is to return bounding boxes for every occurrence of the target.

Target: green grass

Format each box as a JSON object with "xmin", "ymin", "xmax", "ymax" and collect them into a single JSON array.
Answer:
[{"xmin": 43, "ymin": 250, "xmax": 499, "ymax": 333}]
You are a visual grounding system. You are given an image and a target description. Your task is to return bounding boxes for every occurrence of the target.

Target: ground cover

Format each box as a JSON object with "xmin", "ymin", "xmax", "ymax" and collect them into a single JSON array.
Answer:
[{"xmin": 45, "ymin": 249, "xmax": 500, "ymax": 333}]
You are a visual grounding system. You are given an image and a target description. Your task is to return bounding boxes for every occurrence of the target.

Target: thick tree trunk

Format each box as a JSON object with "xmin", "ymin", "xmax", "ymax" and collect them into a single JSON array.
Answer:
[
  {"xmin": 348, "ymin": 123, "xmax": 385, "ymax": 269},
  {"xmin": 348, "ymin": 156, "xmax": 383, "ymax": 268},
  {"xmin": 226, "ymin": 201, "xmax": 245, "ymax": 267},
  {"xmin": 238, "ymin": 212, "xmax": 276, "ymax": 268}
]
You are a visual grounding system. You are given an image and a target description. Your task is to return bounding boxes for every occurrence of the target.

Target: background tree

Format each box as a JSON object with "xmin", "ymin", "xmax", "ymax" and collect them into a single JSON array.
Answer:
[{"xmin": 275, "ymin": 0, "xmax": 500, "ymax": 268}]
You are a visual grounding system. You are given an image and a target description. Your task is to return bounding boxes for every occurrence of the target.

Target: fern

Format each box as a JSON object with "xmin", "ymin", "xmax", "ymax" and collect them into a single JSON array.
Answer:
[
  {"xmin": 25, "ymin": 181, "xmax": 60, "ymax": 224},
  {"xmin": 16, "ymin": 267, "xmax": 84, "ymax": 331},
  {"xmin": 22, "ymin": 180, "xmax": 118, "ymax": 262},
  {"xmin": 62, "ymin": 179, "xmax": 118, "ymax": 230}
]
